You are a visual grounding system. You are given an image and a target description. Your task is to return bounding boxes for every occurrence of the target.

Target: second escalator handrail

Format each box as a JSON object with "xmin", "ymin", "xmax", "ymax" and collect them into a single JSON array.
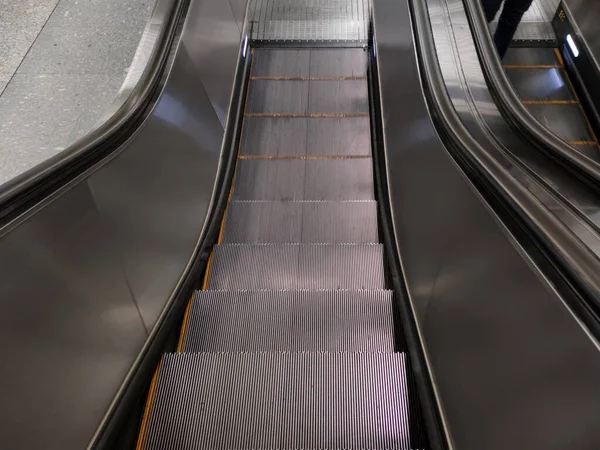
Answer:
[
  {"xmin": 411, "ymin": 0, "xmax": 600, "ymax": 329},
  {"xmin": 461, "ymin": 0, "xmax": 600, "ymax": 193}
]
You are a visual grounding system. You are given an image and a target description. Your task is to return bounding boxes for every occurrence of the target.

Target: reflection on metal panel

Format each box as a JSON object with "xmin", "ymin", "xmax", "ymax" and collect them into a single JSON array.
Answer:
[
  {"xmin": 248, "ymin": 0, "xmax": 370, "ymax": 44},
  {"xmin": 182, "ymin": 0, "xmax": 246, "ymax": 126},
  {"xmin": 0, "ymin": 0, "xmax": 243, "ymax": 448}
]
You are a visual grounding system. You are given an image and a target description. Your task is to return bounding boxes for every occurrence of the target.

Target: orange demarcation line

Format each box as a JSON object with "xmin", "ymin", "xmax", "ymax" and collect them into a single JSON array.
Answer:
[
  {"xmin": 554, "ymin": 48, "xmax": 566, "ymax": 67},
  {"xmin": 202, "ymin": 251, "xmax": 215, "ymax": 291},
  {"xmin": 218, "ymin": 204, "xmax": 230, "ymax": 244},
  {"xmin": 504, "ymin": 64, "xmax": 561, "ymax": 69},
  {"xmin": 238, "ymin": 154, "xmax": 371, "ymax": 160},
  {"xmin": 176, "ymin": 293, "xmax": 196, "ymax": 353},
  {"xmin": 250, "ymin": 75, "xmax": 367, "ymax": 81},
  {"xmin": 176, "ymin": 251, "xmax": 215, "ymax": 351},
  {"xmin": 135, "ymin": 357, "xmax": 164, "ymax": 450},
  {"xmin": 522, "ymin": 99, "xmax": 578, "ymax": 105},
  {"xmin": 245, "ymin": 113, "xmax": 369, "ymax": 118},
  {"xmin": 568, "ymin": 140, "xmax": 598, "ymax": 146}
]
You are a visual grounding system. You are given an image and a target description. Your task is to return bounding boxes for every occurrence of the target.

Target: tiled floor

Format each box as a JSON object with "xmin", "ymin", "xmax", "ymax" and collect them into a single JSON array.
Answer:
[{"xmin": 0, "ymin": 0, "xmax": 154, "ymax": 185}]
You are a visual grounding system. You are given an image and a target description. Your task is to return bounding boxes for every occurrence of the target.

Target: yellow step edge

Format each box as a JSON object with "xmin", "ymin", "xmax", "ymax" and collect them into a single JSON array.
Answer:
[
  {"xmin": 135, "ymin": 357, "xmax": 164, "ymax": 450},
  {"xmin": 504, "ymin": 64, "xmax": 562, "ymax": 69},
  {"xmin": 250, "ymin": 76, "xmax": 367, "ymax": 81},
  {"xmin": 522, "ymin": 100, "xmax": 578, "ymax": 105},
  {"xmin": 245, "ymin": 113, "xmax": 369, "ymax": 118},
  {"xmin": 238, "ymin": 154, "xmax": 371, "ymax": 160}
]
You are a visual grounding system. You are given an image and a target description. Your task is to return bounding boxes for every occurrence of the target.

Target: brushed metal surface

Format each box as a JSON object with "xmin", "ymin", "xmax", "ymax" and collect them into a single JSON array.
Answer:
[
  {"xmin": 0, "ymin": 0, "xmax": 244, "ymax": 448},
  {"xmin": 232, "ymin": 159, "xmax": 375, "ymax": 200},
  {"xmin": 374, "ymin": 0, "xmax": 600, "ymax": 448},
  {"xmin": 223, "ymin": 200, "xmax": 379, "ymax": 243},
  {"xmin": 433, "ymin": 0, "xmax": 600, "ymax": 256},
  {"xmin": 241, "ymin": 116, "xmax": 371, "ymax": 156},
  {"xmin": 252, "ymin": 49, "xmax": 311, "ymax": 77},
  {"xmin": 183, "ymin": 290, "xmax": 395, "ymax": 352},
  {"xmin": 208, "ymin": 244, "xmax": 386, "ymax": 289},
  {"xmin": 182, "ymin": 0, "xmax": 247, "ymax": 126},
  {"xmin": 144, "ymin": 352, "xmax": 410, "ymax": 449}
]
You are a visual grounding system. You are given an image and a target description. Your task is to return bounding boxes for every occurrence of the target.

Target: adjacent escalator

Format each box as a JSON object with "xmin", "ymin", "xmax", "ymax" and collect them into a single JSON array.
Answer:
[
  {"xmin": 504, "ymin": 46, "xmax": 600, "ymax": 162},
  {"xmin": 135, "ymin": 47, "xmax": 425, "ymax": 449}
]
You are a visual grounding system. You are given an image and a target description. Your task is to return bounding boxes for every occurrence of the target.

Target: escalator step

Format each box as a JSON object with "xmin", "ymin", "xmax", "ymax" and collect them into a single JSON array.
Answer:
[
  {"xmin": 232, "ymin": 158, "xmax": 374, "ymax": 201},
  {"xmin": 208, "ymin": 244, "xmax": 385, "ymax": 290},
  {"xmin": 505, "ymin": 67, "xmax": 575, "ymax": 102},
  {"xmin": 223, "ymin": 200, "xmax": 379, "ymax": 243},
  {"xmin": 143, "ymin": 352, "xmax": 411, "ymax": 450},
  {"xmin": 251, "ymin": 48, "xmax": 368, "ymax": 78},
  {"xmin": 240, "ymin": 116, "xmax": 371, "ymax": 157},
  {"xmin": 182, "ymin": 290, "xmax": 395, "ymax": 352},
  {"xmin": 246, "ymin": 79, "xmax": 368, "ymax": 115}
]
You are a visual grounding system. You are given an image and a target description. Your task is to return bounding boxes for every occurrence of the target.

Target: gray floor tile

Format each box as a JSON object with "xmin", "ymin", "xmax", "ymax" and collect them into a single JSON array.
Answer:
[
  {"xmin": 0, "ymin": 30, "xmax": 39, "ymax": 75},
  {"xmin": 0, "ymin": 72, "xmax": 11, "ymax": 95},
  {"xmin": 0, "ymin": 73, "xmax": 122, "ymax": 184},
  {"xmin": 0, "ymin": 0, "xmax": 59, "ymax": 34},
  {"xmin": 47, "ymin": 0, "xmax": 153, "ymax": 31},
  {"xmin": 17, "ymin": 24, "xmax": 143, "ymax": 75}
]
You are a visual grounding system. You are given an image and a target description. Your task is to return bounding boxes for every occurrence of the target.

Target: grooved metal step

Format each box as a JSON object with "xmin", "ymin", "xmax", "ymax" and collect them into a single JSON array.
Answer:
[
  {"xmin": 182, "ymin": 290, "xmax": 395, "ymax": 352},
  {"xmin": 143, "ymin": 352, "xmax": 411, "ymax": 450},
  {"xmin": 208, "ymin": 244, "xmax": 386, "ymax": 290},
  {"xmin": 232, "ymin": 158, "xmax": 375, "ymax": 201},
  {"xmin": 223, "ymin": 201, "xmax": 379, "ymax": 243},
  {"xmin": 240, "ymin": 116, "xmax": 372, "ymax": 157}
]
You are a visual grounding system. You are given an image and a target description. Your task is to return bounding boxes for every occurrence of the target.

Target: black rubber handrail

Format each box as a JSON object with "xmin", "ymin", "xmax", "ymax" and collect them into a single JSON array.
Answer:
[
  {"xmin": 461, "ymin": 0, "xmax": 600, "ymax": 193},
  {"xmin": 0, "ymin": 0, "xmax": 185, "ymax": 225},
  {"xmin": 411, "ymin": 0, "xmax": 600, "ymax": 329}
]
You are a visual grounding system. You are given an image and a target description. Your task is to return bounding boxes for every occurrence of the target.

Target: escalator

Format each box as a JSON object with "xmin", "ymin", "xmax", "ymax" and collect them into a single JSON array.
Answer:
[
  {"xmin": 504, "ymin": 46, "xmax": 600, "ymax": 162},
  {"xmin": 135, "ymin": 47, "xmax": 423, "ymax": 448}
]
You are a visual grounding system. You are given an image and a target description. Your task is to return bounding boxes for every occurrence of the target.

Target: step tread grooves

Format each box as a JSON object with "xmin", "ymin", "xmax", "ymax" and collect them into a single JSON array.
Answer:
[
  {"xmin": 183, "ymin": 290, "xmax": 395, "ymax": 352},
  {"xmin": 233, "ymin": 159, "xmax": 375, "ymax": 201},
  {"xmin": 223, "ymin": 201, "xmax": 379, "ymax": 243},
  {"xmin": 208, "ymin": 244, "xmax": 386, "ymax": 290},
  {"xmin": 144, "ymin": 352, "xmax": 411, "ymax": 450}
]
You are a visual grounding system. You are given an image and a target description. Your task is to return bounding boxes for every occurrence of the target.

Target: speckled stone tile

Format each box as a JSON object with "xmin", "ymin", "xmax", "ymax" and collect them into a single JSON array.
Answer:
[
  {"xmin": 47, "ymin": 0, "xmax": 153, "ymax": 30},
  {"xmin": 0, "ymin": 72, "xmax": 11, "ymax": 94},
  {"xmin": 0, "ymin": 0, "xmax": 59, "ymax": 34},
  {"xmin": 0, "ymin": 73, "xmax": 122, "ymax": 185},
  {"xmin": 17, "ymin": 24, "xmax": 144, "ymax": 75}
]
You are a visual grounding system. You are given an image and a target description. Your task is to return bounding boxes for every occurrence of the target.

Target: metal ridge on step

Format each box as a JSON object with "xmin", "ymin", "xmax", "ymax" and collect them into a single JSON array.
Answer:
[
  {"xmin": 143, "ymin": 352, "xmax": 411, "ymax": 450},
  {"xmin": 182, "ymin": 290, "xmax": 395, "ymax": 352}
]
